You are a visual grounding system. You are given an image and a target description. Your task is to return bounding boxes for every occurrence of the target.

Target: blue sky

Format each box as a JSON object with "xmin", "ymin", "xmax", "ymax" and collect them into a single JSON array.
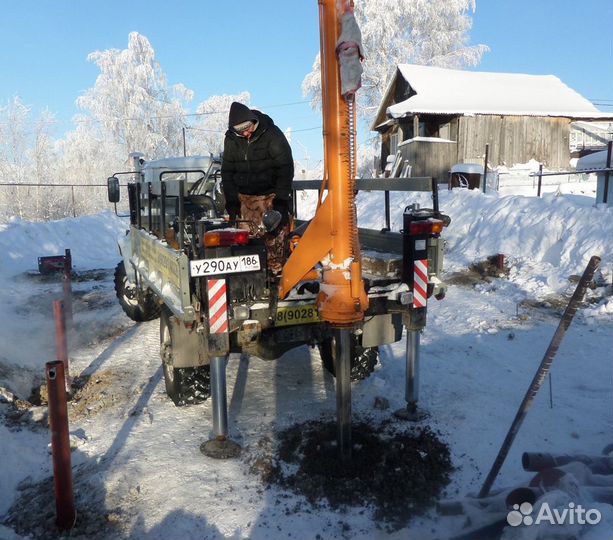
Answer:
[{"xmin": 1, "ymin": 0, "xmax": 611, "ymax": 166}]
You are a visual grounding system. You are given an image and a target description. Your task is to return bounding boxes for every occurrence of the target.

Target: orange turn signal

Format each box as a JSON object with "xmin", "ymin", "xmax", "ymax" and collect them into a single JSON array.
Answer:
[{"xmin": 203, "ymin": 230, "xmax": 250, "ymax": 247}]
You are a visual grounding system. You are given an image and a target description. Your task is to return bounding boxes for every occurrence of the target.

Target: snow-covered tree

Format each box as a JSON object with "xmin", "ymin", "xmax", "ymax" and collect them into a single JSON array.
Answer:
[
  {"xmin": 187, "ymin": 92, "xmax": 251, "ymax": 156},
  {"xmin": 302, "ymin": 0, "xmax": 489, "ymax": 122},
  {"xmin": 0, "ymin": 98, "xmax": 68, "ymax": 221},
  {"xmin": 76, "ymin": 32, "xmax": 192, "ymax": 160}
]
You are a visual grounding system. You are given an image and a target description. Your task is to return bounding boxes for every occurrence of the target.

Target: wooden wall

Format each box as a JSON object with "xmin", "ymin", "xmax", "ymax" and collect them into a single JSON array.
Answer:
[
  {"xmin": 398, "ymin": 139, "xmax": 457, "ymax": 181},
  {"xmin": 456, "ymin": 115, "xmax": 571, "ymax": 169}
]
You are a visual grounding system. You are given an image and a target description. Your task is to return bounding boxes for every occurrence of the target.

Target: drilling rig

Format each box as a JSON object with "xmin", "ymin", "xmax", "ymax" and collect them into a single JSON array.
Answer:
[{"xmin": 107, "ymin": 0, "xmax": 449, "ymax": 459}]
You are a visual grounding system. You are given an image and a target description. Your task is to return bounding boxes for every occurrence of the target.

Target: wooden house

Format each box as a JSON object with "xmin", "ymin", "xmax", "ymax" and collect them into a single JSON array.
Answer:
[{"xmin": 372, "ymin": 64, "xmax": 613, "ymax": 181}]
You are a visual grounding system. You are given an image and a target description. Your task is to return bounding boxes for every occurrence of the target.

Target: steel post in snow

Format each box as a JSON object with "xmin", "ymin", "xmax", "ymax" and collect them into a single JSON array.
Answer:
[
  {"xmin": 62, "ymin": 249, "xmax": 73, "ymax": 326},
  {"xmin": 604, "ymin": 141, "xmax": 612, "ymax": 205},
  {"xmin": 405, "ymin": 329, "xmax": 420, "ymax": 406},
  {"xmin": 478, "ymin": 255, "xmax": 601, "ymax": 498},
  {"xmin": 537, "ymin": 164, "xmax": 543, "ymax": 197},
  {"xmin": 46, "ymin": 361, "xmax": 76, "ymax": 531},
  {"xmin": 200, "ymin": 355, "xmax": 241, "ymax": 459},
  {"xmin": 53, "ymin": 300, "xmax": 70, "ymax": 392},
  {"xmin": 210, "ymin": 355, "xmax": 228, "ymax": 438},
  {"xmin": 482, "ymin": 144, "xmax": 489, "ymax": 194}
]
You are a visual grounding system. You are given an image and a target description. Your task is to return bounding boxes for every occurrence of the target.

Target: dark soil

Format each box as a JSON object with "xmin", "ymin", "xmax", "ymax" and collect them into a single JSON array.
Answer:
[{"xmin": 254, "ymin": 418, "xmax": 453, "ymax": 530}]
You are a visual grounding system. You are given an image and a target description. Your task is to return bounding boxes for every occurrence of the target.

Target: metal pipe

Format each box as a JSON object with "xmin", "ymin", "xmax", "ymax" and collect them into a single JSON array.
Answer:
[
  {"xmin": 384, "ymin": 191, "xmax": 390, "ymax": 231},
  {"xmin": 135, "ymin": 182, "xmax": 142, "ymax": 229},
  {"xmin": 482, "ymin": 143, "xmax": 489, "ymax": 194},
  {"xmin": 62, "ymin": 249, "xmax": 73, "ymax": 327},
  {"xmin": 147, "ymin": 182, "xmax": 153, "ymax": 232},
  {"xmin": 522, "ymin": 452, "xmax": 613, "ymax": 475},
  {"xmin": 210, "ymin": 355, "xmax": 228, "ymax": 438},
  {"xmin": 46, "ymin": 361, "xmax": 76, "ymax": 531},
  {"xmin": 405, "ymin": 329, "xmax": 420, "ymax": 406},
  {"xmin": 604, "ymin": 140, "xmax": 612, "ymax": 204},
  {"xmin": 160, "ymin": 181, "xmax": 167, "ymax": 237},
  {"xmin": 178, "ymin": 180, "xmax": 186, "ymax": 249},
  {"xmin": 334, "ymin": 328, "xmax": 352, "ymax": 460},
  {"xmin": 53, "ymin": 301, "xmax": 70, "ymax": 392},
  {"xmin": 478, "ymin": 255, "xmax": 601, "ymax": 498},
  {"xmin": 537, "ymin": 163, "xmax": 543, "ymax": 197}
]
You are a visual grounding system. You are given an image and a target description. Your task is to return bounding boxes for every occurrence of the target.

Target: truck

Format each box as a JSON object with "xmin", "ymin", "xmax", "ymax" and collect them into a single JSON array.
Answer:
[{"xmin": 106, "ymin": 0, "xmax": 450, "ymax": 458}]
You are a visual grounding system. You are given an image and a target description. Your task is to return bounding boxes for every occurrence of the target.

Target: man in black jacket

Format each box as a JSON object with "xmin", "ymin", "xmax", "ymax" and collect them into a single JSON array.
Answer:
[{"xmin": 221, "ymin": 101, "xmax": 294, "ymax": 274}]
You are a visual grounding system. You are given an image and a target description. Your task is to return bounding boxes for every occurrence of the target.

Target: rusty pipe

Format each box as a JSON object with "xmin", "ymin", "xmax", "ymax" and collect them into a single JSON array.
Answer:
[
  {"xmin": 53, "ymin": 300, "xmax": 70, "ymax": 392},
  {"xmin": 46, "ymin": 361, "xmax": 76, "ymax": 531},
  {"xmin": 522, "ymin": 452, "xmax": 613, "ymax": 475}
]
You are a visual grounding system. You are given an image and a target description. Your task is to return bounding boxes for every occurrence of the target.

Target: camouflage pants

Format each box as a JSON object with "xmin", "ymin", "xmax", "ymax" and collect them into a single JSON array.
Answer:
[{"xmin": 238, "ymin": 194, "xmax": 291, "ymax": 275}]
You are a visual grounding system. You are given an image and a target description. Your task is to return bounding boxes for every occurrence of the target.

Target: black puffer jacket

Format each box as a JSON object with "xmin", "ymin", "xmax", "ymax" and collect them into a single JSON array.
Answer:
[{"xmin": 221, "ymin": 109, "xmax": 294, "ymax": 218}]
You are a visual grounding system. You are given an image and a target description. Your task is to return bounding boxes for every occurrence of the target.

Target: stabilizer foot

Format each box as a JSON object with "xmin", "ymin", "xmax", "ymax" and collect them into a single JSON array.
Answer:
[
  {"xmin": 200, "ymin": 437, "xmax": 241, "ymax": 459},
  {"xmin": 394, "ymin": 404, "xmax": 429, "ymax": 422}
]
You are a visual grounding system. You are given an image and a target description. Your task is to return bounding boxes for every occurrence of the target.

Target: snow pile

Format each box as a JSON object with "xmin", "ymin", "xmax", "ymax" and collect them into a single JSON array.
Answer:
[
  {"xmin": 0, "ymin": 211, "xmax": 128, "ymax": 277},
  {"xmin": 355, "ymin": 182, "xmax": 612, "ymax": 300}
]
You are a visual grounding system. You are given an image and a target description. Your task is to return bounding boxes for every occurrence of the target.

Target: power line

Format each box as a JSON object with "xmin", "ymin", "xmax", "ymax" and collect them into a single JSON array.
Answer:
[{"xmin": 0, "ymin": 99, "xmax": 314, "ymax": 128}]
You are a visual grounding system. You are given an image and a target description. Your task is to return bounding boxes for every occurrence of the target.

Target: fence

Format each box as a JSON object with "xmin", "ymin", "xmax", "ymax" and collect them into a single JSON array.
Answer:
[{"xmin": 0, "ymin": 183, "xmax": 128, "ymax": 221}]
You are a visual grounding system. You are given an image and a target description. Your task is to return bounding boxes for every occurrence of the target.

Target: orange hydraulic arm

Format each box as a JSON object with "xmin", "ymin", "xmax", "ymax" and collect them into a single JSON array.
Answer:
[{"xmin": 278, "ymin": 0, "xmax": 368, "ymax": 326}]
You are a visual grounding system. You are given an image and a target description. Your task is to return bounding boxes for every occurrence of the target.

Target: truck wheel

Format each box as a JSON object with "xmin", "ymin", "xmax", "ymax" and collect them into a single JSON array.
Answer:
[
  {"xmin": 318, "ymin": 336, "xmax": 379, "ymax": 382},
  {"xmin": 159, "ymin": 308, "xmax": 210, "ymax": 406},
  {"xmin": 114, "ymin": 261, "xmax": 161, "ymax": 322}
]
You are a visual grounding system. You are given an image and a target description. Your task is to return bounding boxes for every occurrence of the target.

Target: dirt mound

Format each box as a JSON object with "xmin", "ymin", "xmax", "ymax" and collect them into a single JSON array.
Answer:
[{"xmin": 251, "ymin": 418, "xmax": 453, "ymax": 530}]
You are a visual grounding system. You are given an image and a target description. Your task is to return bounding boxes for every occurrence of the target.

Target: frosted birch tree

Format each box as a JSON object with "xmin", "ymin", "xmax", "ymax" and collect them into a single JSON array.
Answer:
[
  {"xmin": 187, "ymin": 92, "xmax": 251, "ymax": 156},
  {"xmin": 302, "ymin": 0, "xmax": 489, "ymax": 121},
  {"xmin": 0, "ymin": 98, "xmax": 64, "ymax": 220},
  {"xmin": 76, "ymin": 32, "xmax": 192, "ymax": 160}
]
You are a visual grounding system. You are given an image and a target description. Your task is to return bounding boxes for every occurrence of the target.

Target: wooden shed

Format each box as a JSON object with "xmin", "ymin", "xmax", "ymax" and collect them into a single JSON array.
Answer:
[{"xmin": 372, "ymin": 64, "xmax": 613, "ymax": 180}]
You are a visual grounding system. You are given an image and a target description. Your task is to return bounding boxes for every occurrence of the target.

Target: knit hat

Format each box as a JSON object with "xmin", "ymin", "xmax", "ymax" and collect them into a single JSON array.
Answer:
[{"xmin": 228, "ymin": 102, "xmax": 257, "ymax": 129}]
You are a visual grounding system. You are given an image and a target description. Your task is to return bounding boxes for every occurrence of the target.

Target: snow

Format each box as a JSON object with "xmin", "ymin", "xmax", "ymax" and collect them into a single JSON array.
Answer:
[
  {"xmin": 386, "ymin": 64, "xmax": 611, "ymax": 119},
  {"xmin": 0, "ymin": 175, "xmax": 612, "ymax": 539}
]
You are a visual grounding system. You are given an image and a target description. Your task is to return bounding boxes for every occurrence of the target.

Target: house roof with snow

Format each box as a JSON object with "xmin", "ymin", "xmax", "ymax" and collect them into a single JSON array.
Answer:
[{"xmin": 372, "ymin": 64, "xmax": 612, "ymax": 130}]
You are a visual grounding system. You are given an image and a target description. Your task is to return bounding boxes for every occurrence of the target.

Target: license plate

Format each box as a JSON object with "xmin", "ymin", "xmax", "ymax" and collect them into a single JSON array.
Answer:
[
  {"xmin": 274, "ymin": 305, "xmax": 320, "ymax": 327},
  {"xmin": 190, "ymin": 254, "xmax": 260, "ymax": 277}
]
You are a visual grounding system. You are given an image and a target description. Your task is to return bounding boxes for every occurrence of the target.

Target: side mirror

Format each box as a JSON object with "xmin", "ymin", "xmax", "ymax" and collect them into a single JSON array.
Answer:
[{"xmin": 107, "ymin": 176, "xmax": 120, "ymax": 203}]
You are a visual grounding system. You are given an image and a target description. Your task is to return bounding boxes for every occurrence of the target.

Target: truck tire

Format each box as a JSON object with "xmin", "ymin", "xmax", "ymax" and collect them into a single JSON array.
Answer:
[
  {"xmin": 159, "ymin": 307, "xmax": 210, "ymax": 406},
  {"xmin": 114, "ymin": 261, "xmax": 161, "ymax": 322},
  {"xmin": 318, "ymin": 336, "xmax": 379, "ymax": 382}
]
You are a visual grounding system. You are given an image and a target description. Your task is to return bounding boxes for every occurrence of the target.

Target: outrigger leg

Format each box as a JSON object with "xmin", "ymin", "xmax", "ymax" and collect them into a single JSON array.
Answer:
[
  {"xmin": 395, "ymin": 329, "xmax": 429, "ymax": 421},
  {"xmin": 200, "ymin": 355, "xmax": 241, "ymax": 459}
]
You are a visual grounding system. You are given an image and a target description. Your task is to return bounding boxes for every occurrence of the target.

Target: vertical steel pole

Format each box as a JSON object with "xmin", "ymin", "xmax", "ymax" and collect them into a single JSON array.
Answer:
[
  {"xmin": 482, "ymin": 144, "xmax": 489, "ymax": 194},
  {"xmin": 46, "ymin": 361, "xmax": 76, "ymax": 531},
  {"xmin": 62, "ymin": 249, "xmax": 73, "ymax": 327},
  {"xmin": 405, "ymin": 329, "xmax": 420, "ymax": 407},
  {"xmin": 603, "ymin": 141, "xmax": 612, "ymax": 205},
  {"xmin": 210, "ymin": 355, "xmax": 228, "ymax": 438},
  {"xmin": 537, "ymin": 164, "xmax": 543, "ymax": 197},
  {"xmin": 53, "ymin": 301, "xmax": 70, "ymax": 392},
  {"xmin": 200, "ymin": 355, "xmax": 241, "ymax": 459},
  {"xmin": 395, "ymin": 327, "xmax": 428, "ymax": 421},
  {"xmin": 334, "ymin": 328, "xmax": 352, "ymax": 460},
  {"xmin": 384, "ymin": 191, "xmax": 391, "ymax": 231}
]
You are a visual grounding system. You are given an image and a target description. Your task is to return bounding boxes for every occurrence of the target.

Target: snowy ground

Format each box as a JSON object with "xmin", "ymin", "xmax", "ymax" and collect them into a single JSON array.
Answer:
[{"xmin": 0, "ymin": 172, "xmax": 611, "ymax": 539}]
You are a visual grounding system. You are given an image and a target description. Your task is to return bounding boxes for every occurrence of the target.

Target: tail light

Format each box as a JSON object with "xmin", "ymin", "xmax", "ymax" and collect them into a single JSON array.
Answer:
[
  {"xmin": 408, "ymin": 219, "xmax": 444, "ymax": 236},
  {"xmin": 203, "ymin": 229, "xmax": 249, "ymax": 247}
]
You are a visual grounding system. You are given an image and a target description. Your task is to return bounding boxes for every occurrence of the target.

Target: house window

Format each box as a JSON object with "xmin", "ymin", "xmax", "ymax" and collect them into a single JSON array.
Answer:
[{"xmin": 390, "ymin": 131, "xmax": 399, "ymax": 156}]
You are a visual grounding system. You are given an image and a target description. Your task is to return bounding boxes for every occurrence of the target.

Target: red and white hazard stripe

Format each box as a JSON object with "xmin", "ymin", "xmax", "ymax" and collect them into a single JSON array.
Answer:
[
  {"xmin": 413, "ymin": 259, "xmax": 428, "ymax": 308},
  {"xmin": 207, "ymin": 278, "xmax": 229, "ymax": 334}
]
